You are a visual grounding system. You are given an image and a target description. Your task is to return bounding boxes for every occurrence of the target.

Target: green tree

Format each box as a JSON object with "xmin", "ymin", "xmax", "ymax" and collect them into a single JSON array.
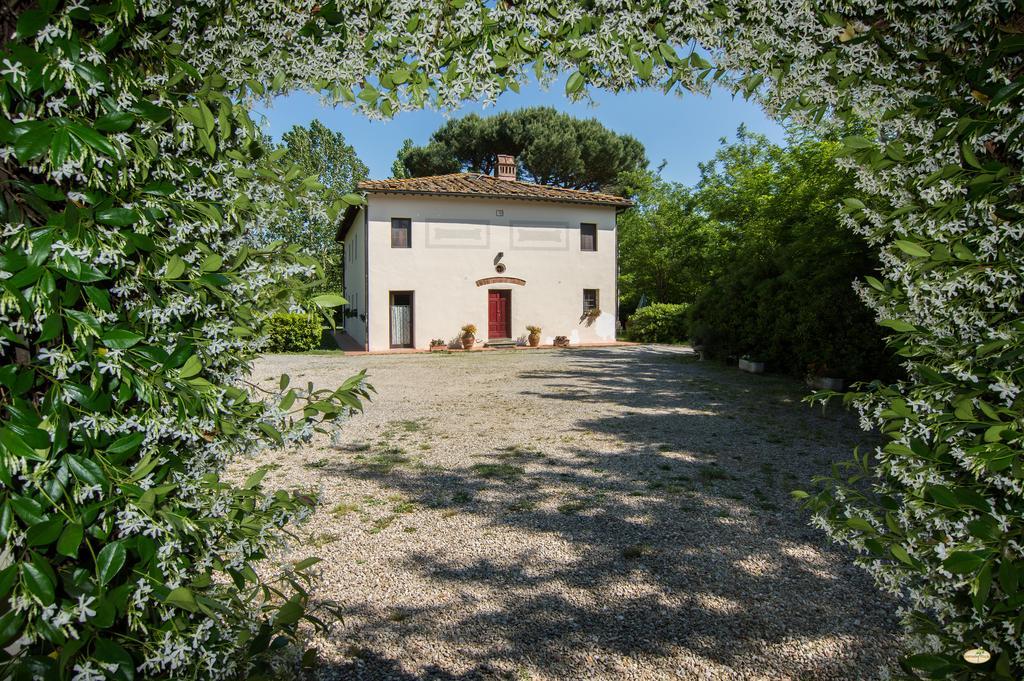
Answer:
[
  {"xmin": 395, "ymin": 107, "xmax": 646, "ymax": 193},
  {"xmin": 260, "ymin": 120, "xmax": 368, "ymax": 295},
  {"xmin": 616, "ymin": 169, "xmax": 730, "ymax": 311},
  {"xmin": 391, "ymin": 138, "xmax": 415, "ymax": 178}
]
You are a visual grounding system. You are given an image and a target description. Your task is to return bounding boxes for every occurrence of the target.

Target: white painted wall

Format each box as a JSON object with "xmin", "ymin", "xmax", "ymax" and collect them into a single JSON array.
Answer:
[
  {"xmin": 342, "ymin": 207, "xmax": 367, "ymax": 348},
  {"xmin": 361, "ymin": 194, "xmax": 619, "ymax": 351}
]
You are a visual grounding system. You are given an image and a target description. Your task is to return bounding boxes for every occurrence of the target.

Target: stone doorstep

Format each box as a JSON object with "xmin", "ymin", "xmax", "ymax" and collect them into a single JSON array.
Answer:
[{"xmin": 484, "ymin": 338, "xmax": 517, "ymax": 348}]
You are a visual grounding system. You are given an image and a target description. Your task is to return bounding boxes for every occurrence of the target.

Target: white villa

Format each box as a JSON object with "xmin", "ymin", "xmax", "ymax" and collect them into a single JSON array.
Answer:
[{"xmin": 335, "ymin": 155, "xmax": 632, "ymax": 352}]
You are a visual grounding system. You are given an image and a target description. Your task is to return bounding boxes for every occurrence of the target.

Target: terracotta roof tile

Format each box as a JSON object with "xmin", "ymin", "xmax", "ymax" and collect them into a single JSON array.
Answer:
[{"xmin": 357, "ymin": 173, "xmax": 633, "ymax": 208}]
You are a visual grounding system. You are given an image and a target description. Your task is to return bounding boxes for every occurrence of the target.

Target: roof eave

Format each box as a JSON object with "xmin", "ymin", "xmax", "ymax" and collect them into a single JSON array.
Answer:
[
  {"xmin": 335, "ymin": 203, "xmax": 362, "ymax": 242},
  {"xmin": 360, "ymin": 188, "xmax": 632, "ymax": 209}
]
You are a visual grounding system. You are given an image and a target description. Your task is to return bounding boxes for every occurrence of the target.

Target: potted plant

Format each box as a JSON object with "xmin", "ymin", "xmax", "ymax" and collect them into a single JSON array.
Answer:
[
  {"xmin": 806, "ymin": 362, "xmax": 844, "ymax": 391},
  {"xmin": 460, "ymin": 324, "xmax": 477, "ymax": 350},
  {"xmin": 429, "ymin": 338, "xmax": 447, "ymax": 351},
  {"xmin": 526, "ymin": 325, "xmax": 541, "ymax": 347},
  {"xmin": 738, "ymin": 354, "xmax": 765, "ymax": 374},
  {"xmin": 553, "ymin": 335, "xmax": 570, "ymax": 348}
]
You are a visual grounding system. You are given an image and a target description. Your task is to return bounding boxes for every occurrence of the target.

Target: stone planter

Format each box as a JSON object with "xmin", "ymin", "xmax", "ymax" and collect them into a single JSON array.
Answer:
[
  {"xmin": 553, "ymin": 336, "xmax": 570, "ymax": 348},
  {"xmin": 812, "ymin": 376, "xmax": 845, "ymax": 391},
  {"xmin": 738, "ymin": 358, "xmax": 765, "ymax": 374},
  {"xmin": 461, "ymin": 335, "xmax": 475, "ymax": 350},
  {"xmin": 429, "ymin": 345, "xmax": 447, "ymax": 352},
  {"xmin": 528, "ymin": 333, "xmax": 540, "ymax": 347}
]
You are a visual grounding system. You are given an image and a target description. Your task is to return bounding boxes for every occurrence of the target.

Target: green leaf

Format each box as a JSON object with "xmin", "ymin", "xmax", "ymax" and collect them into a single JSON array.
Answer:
[
  {"xmin": 93, "ymin": 639, "xmax": 135, "ymax": 681},
  {"xmin": 243, "ymin": 467, "xmax": 268, "ymax": 490},
  {"xmin": 356, "ymin": 84, "xmax": 378, "ymax": 103},
  {"xmin": 842, "ymin": 135, "xmax": 873, "ymax": 149},
  {"xmin": 878, "ymin": 319, "xmax": 917, "ymax": 333},
  {"xmin": 309, "ymin": 294, "xmax": 347, "ymax": 308},
  {"xmin": 95, "ymin": 111, "xmax": 135, "ymax": 132},
  {"xmin": 15, "ymin": 8, "xmax": 48, "ymax": 38},
  {"xmin": 66, "ymin": 454, "xmax": 106, "ymax": 486},
  {"xmin": 26, "ymin": 518, "xmax": 63, "ymax": 546},
  {"xmin": 164, "ymin": 586, "xmax": 199, "ymax": 612},
  {"xmin": 943, "ymin": 551, "xmax": 986, "ymax": 575},
  {"xmin": 890, "ymin": 545, "xmax": 914, "ymax": 565},
  {"xmin": 57, "ymin": 523, "xmax": 84, "ymax": 557},
  {"xmin": 906, "ymin": 654, "xmax": 951, "ymax": 673},
  {"xmin": 200, "ymin": 253, "xmax": 222, "ymax": 272},
  {"xmin": 21, "ymin": 561, "xmax": 55, "ymax": 605},
  {"xmin": 164, "ymin": 255, "xmax": 186, "ymax": 280},
  {"xmin": 142, "ymin": 181, "xmax": 177, "ymax": 196},
  {"xmin": 565, "ymin": 71, "xmax": 586, "ymax": 95},
  {"xmin": 96, "ymin": 208, "xmax": 141, "ymax": 226},
  {"xmin": 96, "ymin": 541, "xmax": 127, "ymax": 585},
  {"xmin": 984, "ymin": 425, "xmax": 1008, "ymax": 443},
  {"xmin": 274, "ymin": 595, "xmax": 304, "ymax": 625},
  {"xmin": 0, "ymin": 611, "xmax": 24, "ymax": 648},
  {"xmin": 101, "ymin": 329, "xmax": 144, "ymax": 349},
  {"xmin": 67, "ymin": 123, "xmax": 118, "ymax": 157},
  {"xmin": 0, "ymin": 427, "xmax": 47, "ymax": 461},
  {"xmin": 893, "ymin": 240, "xmax": 930, "ymax": 258},
  {"xmin": 13, "ymin": 122, "xmax": 53, "ymax": 162},
  {"xmin": 845, "ymin": 517, "xmax": 874, "ymax": 532},
  {"xmin": 108, "ymin": 431, "xmax": 145, "ymax": 455},
  {"xmin": 178, "ymin": 355, "xmax": 203, "ymax": 379},
  {"xmin": 50, "ymin": 128, "xmax": 71, "ymax": 167}
]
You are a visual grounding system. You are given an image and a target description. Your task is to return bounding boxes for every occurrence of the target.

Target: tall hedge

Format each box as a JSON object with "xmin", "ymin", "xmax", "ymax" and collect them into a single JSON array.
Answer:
[
  {"xmin": 686, "ymin": 135, "xmax": 894, "ymax": 380},
  {"xmin": 264, "ymin": 313, "xmax": 323, "ymax": 353},
  {"xmin": 627, "ymin": 303, "xmax": 688, "ymax": 344},
  {"xmin": 2, "ymin": 1, "xmax": 1022, "ymax": 678}
]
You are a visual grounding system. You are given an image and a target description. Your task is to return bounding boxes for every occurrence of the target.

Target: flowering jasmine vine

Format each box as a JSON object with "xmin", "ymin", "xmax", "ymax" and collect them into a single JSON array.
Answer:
[{"xmin": 0, "ymin": 0, "xmax": 1021, "ymax": 679}]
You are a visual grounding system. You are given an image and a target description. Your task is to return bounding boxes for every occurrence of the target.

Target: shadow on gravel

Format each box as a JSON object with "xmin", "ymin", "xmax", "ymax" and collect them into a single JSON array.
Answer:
[{"xmin": 314, "ymin": 346, "xmax": 896, "ymax": 679}]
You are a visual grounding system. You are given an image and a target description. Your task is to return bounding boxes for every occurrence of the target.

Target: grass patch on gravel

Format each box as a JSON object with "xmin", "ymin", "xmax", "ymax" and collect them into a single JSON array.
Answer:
[
  {"xmin": 471, "ymin": 463, "xmax": 524, "ymax": 480},
  {"xmin": 622, "ymin": 544, "xmax": 652, "ymax": 560},
  {"xmin": 358, "ymin": 447, "xmax": 411, "ymax": 474},
  {"xmin": 391, "ymin": 419, "xmax": 427, "ymax": 432},
  {"xmin": 698, "ymin": 464, "xmax": 733, "ymax": 481},
  {"xmin": 497, "ymin": 445, "xmax": 544, "ymax": 459},
  {"xmin": 557, "ymin": 498, "xmax": 596, "ymax": 514},
  {"xmin": 307, "ymin": 532, "xmax": 341, "ymax": 547},
  {"xmin": 508, "ymin": 498, "xmax": 538, "ymax": 513},
  {"xmin": 369, "ymin": 515, "xmax": 397, "ymax": 534},
  {"xmin": 332, "ymin": 502, "xmax": 361, "ymax": 516}
]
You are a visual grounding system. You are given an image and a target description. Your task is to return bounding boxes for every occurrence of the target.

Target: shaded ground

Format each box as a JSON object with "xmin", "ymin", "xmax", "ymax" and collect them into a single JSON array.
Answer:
[{"xmin": 242, "ymin": 346, "xmax": 900, "ymax": 680}]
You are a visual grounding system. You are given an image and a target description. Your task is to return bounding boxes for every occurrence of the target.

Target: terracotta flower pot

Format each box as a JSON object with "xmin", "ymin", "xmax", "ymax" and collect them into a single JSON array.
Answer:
[
  {"xmin": 528, "ymin": 333, "xmax": 540, "ymax": 347},
  {"xmin": 461, "ymin": 335, "xmax": 475, "ymax": 350}
]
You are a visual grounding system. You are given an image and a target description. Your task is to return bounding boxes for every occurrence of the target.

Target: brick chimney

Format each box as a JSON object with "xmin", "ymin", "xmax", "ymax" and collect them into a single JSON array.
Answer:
[{"xmin": 495, "ymin": 154, "xmax": 517, "ymax": 181}]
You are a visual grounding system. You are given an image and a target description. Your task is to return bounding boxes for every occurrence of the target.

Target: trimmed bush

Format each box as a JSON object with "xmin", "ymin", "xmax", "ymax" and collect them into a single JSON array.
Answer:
[
  {"xmin": 265, "ymin": 313, "xmax": 323, "ymax": 352},
  {"xmin": 627, "ymin": 303, "xmax": 688, "ymax": 343}
]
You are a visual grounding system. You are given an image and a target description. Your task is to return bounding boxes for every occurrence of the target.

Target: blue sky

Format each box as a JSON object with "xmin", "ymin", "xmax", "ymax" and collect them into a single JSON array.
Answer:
[{"xmin": 253, "ymin": 75, "xmax": 786, "ymax": 187}]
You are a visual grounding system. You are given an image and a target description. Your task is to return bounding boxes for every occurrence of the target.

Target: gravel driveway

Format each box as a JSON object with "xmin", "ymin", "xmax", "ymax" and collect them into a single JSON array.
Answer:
[{"xmin": 242, "ymin": 346, "xmax": 900, "ymax": 680}]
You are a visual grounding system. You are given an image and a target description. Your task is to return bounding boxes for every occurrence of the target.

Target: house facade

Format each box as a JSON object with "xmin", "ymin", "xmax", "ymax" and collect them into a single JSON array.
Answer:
[{"xmin": 336, "ymin": 157, "xmax": 631, "ymax": 352}]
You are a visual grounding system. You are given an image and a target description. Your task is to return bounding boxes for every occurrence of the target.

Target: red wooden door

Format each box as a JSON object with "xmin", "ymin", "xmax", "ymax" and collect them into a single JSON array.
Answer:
[{"xmin": 488, "ymin": 290, "xmax": 511, "ymax": 338}]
